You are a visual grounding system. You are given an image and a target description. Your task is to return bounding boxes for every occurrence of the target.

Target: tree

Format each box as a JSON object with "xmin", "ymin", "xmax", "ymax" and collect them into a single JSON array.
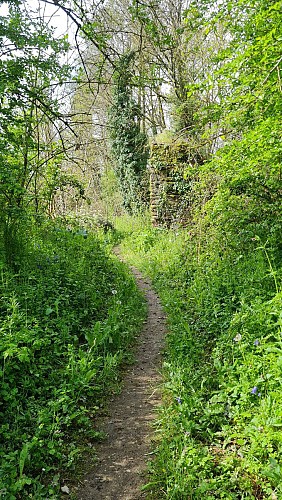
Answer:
[
  {"xmin": 109, "ymin": 52, "xmax": 149, "ymax": 214},
  {"xmin": 0, "ymin": 0, "xmax": 70, "ymax": 265},
  {"xmin": 192, "ymin": 0, "xmax": 282, "ymax": 253}
]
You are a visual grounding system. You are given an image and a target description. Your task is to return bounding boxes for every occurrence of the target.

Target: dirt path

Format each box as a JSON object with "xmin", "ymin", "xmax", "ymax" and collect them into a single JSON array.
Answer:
[{"xmin": 75, "ymin": 259, "xmax": 166, "ymax": 499}]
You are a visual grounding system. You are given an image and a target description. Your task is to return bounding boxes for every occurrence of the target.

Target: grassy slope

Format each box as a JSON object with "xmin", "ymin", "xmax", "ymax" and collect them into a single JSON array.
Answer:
[
  {"xmin": 0, "ymin": 219, "xmax": 146, "ymax": 498},
  {"xmin": 118, "ymin": 214, "xmax": 282, "ymax": 499}
]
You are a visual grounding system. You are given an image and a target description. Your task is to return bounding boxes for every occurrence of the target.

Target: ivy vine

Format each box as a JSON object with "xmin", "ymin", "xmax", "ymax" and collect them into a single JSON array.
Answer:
[{"xmin": 109, "ymin": 52, "xmax": 149, "ymax": 214}]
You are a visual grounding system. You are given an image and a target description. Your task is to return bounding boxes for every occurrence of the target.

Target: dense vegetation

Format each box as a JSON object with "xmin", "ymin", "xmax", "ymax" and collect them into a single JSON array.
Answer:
[
  {"xmin": 0, "ymin": 6, "xmax": 145, "ymax": 495},
  {"xmin": 1, "ymin": 0, "xmax": 282, "ymax": 498},
  {"xmin": 115, "ymin": 1, "xmax": 282, "ymax": 497},
  {"xmin": 0, "ymin": 218, "xmax": 146, "ymax": 497},
  {"xmin": 119, "ymin": 206, "xmax": 282, "ymax": 498}
]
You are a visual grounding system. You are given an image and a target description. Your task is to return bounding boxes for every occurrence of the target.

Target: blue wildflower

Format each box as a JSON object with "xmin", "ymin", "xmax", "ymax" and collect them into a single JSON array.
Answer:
[
  {"xmin": 176, "ymin": 397, "xmax": 182, "ymax": 404},
  {"xmin": 76, "ymin": 228, "xmax": 88, "ymax": 238},
  {"xmin": 251, "ymin": 386, "xmax": 258, "ymax": 395},
  {"xmin": 254, "ymin": 339, "xmax": 260, "ymax": 346}
]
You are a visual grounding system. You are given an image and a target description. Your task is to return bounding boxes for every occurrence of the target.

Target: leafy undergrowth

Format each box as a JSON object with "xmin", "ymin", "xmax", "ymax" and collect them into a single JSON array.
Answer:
[
  {"xmin": 118, "ymin": 213, "xmax": 282, "ymax": 499},
  {"xmin": 0, "ymin": 218, "xmax": 146, "ymax": 498}
]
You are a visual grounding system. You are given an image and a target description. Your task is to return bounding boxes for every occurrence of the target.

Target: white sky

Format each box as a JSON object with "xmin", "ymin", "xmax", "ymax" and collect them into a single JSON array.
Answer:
[
  {"xmin": 0, "ymin": 0, "xmax": 79, "ymax": 72},
  {"xmin": 0, "ymin": 0, "xmax": 74, "ymax": 42}
]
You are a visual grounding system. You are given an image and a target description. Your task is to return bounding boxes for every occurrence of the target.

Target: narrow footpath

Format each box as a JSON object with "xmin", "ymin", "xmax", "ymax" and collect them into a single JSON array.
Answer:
[{"xmin": 75, "ymin": 260, "xmax": 166, "ymax": 499}]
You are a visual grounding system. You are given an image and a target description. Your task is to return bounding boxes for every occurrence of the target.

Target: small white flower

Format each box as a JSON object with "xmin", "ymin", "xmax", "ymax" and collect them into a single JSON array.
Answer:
[
  {"xmin": 111, "ymin": 289, "xmax": 117, "ymax": 295},
  {"xmin": 233, "ymin": 333, "xmax": 242, "ymax": 342},
  {"xmin": 61, "ymin": 485, "xmax": 70, "ymax": 494}
]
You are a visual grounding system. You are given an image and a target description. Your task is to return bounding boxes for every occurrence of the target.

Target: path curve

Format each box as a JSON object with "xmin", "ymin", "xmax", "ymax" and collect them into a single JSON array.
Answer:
[{"xmin": 76, "ymin": 257, "xmax": 166, "ymax": 499}]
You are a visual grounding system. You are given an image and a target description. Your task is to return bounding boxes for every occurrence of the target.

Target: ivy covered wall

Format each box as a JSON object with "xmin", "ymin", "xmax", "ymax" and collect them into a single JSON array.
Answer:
[{"xmin": 149, "ymin": 143, "xmax": 199, "ymax": 227}]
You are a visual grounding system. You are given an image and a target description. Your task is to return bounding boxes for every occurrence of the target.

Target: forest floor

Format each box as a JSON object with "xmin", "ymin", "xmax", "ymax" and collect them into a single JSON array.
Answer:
[{"xmin": 74, "ymin": 255, "xmax": 166, "ymax": 499}]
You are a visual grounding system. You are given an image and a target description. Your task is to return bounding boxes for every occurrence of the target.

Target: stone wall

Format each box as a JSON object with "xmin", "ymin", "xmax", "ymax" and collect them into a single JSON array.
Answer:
[{"xmin": 149, "ymin": 143, "xmax": 199, "ymax": 227}]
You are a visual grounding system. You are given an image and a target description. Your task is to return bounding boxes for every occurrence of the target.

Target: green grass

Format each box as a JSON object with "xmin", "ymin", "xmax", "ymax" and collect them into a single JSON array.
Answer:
[
  {"xmin": 0, "ymin": 217, "xmax": 146, "ymax": 498},
  {"xmin": 118, "ymin": 214, "xmax": 282, "ymax": 499}
]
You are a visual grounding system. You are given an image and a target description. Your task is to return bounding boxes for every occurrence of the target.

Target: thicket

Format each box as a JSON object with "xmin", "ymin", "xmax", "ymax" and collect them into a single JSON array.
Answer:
[
  {"xmin": 0, "ymin": 2, "xmax": 72, "ymax": 229},
  {"xmin": 119, "ymin": 193, "xmax": 282, "ymax": 498},
  {"xmin": 0, "ymin": 219, "xmax": 146, "ymax": 497}
]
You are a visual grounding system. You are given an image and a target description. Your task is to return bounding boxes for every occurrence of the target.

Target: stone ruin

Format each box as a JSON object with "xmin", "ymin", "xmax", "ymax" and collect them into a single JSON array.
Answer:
[{"xmin": 149, "ymin": 142, "xmax": 201, "ymax": 227}]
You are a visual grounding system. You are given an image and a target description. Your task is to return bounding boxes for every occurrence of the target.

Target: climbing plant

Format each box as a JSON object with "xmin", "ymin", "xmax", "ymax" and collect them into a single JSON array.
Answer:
[{"xmin": 109, "ymin": 52, "xmax": 149, "ymax": 214}]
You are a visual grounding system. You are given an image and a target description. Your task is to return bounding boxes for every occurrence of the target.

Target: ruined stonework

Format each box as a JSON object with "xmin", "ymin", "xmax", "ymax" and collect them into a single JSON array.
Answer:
[{"xmin": 149, "ymin": 143, "xmax": 199, "ymax": 227}]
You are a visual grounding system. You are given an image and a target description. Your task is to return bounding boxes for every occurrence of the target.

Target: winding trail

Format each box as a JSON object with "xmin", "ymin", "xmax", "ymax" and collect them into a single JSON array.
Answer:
[{"xmin": 76, "ymin": 258, "xmax": 166, "ymax": 499}]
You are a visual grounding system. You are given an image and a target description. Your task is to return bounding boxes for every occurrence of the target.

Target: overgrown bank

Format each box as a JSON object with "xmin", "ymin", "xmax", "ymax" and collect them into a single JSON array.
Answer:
[
  {"xmin": 0, "ymin": 219, "xmax": 146, "ymax": 498},
  {"xmin": 118, "ymin": 209, "xmax": 282, "ymax": 499}
]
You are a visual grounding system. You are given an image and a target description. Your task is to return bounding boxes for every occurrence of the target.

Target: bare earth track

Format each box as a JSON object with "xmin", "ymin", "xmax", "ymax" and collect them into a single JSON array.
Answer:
[{"xmin": 76, "ymin": 258, "xmax": 166, "ymax": 499}]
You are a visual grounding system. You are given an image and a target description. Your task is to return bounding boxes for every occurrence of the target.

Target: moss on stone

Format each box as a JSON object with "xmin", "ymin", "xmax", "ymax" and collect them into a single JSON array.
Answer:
[{"xmin": 149, "ymin": 142, "xmax": 199, "ymax": 227}]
